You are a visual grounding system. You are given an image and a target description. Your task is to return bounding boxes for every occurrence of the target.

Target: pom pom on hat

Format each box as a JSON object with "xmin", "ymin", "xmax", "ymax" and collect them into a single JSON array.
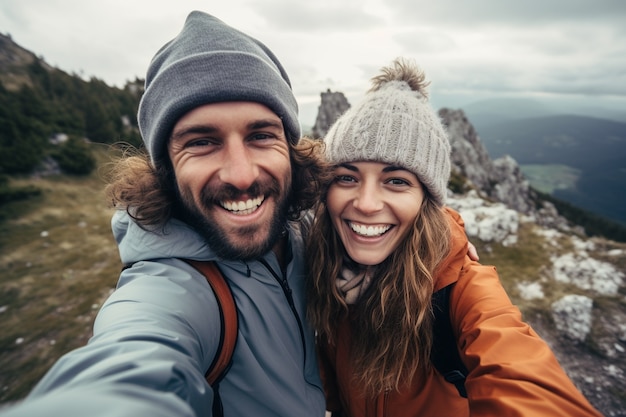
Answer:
[
  {"xmin": 324, "ymin": 58, "xmax": 451, "ymax": 206},
  {"xmin": 138, "ymin": 11, "xmax": 301, "ymax": 165}
]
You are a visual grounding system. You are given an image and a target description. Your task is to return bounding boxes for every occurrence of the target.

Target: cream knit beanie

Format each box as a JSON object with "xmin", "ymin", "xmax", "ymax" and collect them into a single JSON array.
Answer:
[{"xmin": 324, "ymin": 58, "xmax": 451, "ymax": 206}]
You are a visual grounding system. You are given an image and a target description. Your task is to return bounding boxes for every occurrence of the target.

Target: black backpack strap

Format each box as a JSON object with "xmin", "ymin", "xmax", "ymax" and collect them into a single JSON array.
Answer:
[
  {"xmin": 431, "ymin": 283, "xmax": 468, "ymax": 398},
  {"xmin": 184, "ymin": 260, "xmax": 238, "ymax": 416}
]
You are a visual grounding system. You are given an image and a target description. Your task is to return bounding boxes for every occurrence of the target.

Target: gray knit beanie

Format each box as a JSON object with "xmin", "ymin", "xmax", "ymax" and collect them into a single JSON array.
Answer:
[
  {"xmin": 324, "ymin": 58, "xmax": 451, "ymax": 206},
  {"xmin": 138, "ymin": 11, "xmax": 301, "ymax": 164}
]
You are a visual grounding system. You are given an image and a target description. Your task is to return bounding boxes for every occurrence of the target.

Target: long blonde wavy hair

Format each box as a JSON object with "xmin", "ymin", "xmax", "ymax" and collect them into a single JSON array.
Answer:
[{"xmin": 306, "ymin": 180, "xmax": 451, "ymax": 396}]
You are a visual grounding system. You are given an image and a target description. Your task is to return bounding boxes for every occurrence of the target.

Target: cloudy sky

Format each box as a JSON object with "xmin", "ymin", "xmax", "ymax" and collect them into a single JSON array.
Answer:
[{"xmin": 1, "ymin": 0, "xmax": 625, "ymax": 125}]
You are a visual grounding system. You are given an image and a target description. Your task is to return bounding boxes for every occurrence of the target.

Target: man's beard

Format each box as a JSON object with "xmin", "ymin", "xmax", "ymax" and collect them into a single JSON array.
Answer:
[{"xmin": 175, "ymin": 176, "xmax": 291, "ymax": 261}]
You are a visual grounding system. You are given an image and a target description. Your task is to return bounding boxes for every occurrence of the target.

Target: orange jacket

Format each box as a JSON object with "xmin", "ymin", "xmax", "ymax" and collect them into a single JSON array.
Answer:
[{"xmin": 318, "ymin": 208, "xmax": 602, "ymax": 417}]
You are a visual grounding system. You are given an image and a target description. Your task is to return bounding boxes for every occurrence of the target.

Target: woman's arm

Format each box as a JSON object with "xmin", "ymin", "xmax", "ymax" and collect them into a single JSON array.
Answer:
[{"xmin": 451, "ymin": 263, "xmax": 602, "ymax": 417}]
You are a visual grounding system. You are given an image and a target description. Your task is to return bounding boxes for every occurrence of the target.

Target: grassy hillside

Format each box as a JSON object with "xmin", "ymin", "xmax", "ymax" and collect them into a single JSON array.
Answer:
[{"xmin": 0, "ymin": 145, "xmax": 121, "ymax": 402}]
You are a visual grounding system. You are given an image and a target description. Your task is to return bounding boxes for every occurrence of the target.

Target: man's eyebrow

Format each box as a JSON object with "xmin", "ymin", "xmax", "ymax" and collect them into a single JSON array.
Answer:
[
  {"xmin": 248, "ymin": 119, "xmax": 283, "ymax": 130},
  {"xmin": 170, "ymin": 119, "xmax": 283, "ymax": 141},
  {"xmin": 170, "ymin": 125, "xmax": 219, "ymax": 141}
]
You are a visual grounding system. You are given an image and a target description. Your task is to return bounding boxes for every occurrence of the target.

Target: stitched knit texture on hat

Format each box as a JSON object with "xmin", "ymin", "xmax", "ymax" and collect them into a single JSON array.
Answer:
[
  {"xmin": 138, "ymin": 11, "xmax": 300, "ymax": 164},
  {"xmin": 324, "ymin": 60, "xmax": 451, "ymax": 206}
]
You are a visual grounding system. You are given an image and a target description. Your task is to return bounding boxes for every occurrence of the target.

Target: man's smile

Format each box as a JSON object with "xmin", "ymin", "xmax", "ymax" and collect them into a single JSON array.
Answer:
[{"xmin": 220, "ymin": 196, "xmax": 265, "ymax": 215}]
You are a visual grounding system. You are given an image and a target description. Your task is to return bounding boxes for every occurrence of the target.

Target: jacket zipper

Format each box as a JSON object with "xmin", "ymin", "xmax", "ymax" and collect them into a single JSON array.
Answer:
[{"xmin": 258, "ymin": 259, "xmax": 307, "ymax": 362}]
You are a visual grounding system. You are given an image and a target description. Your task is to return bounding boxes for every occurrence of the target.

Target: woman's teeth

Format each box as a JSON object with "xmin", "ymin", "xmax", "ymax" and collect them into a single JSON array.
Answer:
[{"xmin": 349, "ymin": 222, "xmax": 391, "ymax": 237}]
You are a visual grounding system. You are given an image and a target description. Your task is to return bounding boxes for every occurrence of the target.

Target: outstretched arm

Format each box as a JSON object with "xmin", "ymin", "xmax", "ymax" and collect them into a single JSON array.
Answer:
[{"xmin": 0, "ymin": 260, "xmax": 221, "ymax": 417}]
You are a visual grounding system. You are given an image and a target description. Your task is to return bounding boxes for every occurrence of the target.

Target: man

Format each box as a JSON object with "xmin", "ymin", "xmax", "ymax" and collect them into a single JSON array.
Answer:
[{"xmin": 0, "ymin": 11, "xmax": 326, "ymax": 417}]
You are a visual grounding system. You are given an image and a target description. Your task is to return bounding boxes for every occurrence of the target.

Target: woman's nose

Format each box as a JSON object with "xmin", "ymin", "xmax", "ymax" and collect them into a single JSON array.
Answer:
[{"xmin": 353, "ymin": 183, "xmax": 384, "ymax": 214}]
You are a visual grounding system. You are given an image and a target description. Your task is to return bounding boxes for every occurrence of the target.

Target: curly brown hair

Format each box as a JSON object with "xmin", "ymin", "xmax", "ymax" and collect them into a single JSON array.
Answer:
[{"xmin": 104, "ymin": 137, "xmax": 328, "ymax": 228}]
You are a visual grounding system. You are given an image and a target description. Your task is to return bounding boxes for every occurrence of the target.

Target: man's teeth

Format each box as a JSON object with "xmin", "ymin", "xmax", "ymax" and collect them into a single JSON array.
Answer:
[
  {"xmin": 349, "ymin": 222, "xmax": 391, "ymax": 237},
  {"xmin": 221, "ymin": 196, "xmax": 264, "ymax": 215}
]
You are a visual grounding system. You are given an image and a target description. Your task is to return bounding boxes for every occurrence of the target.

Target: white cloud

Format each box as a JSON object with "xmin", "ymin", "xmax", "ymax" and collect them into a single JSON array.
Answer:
[{"xmin": 1, "ymin": 0, "xmax": 625, "ymax": 125}]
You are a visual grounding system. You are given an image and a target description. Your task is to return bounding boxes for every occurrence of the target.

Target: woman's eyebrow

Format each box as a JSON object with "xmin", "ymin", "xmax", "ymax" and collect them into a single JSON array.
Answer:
[
  {"xmin": 336, "ymin": 163, "xmax": 409, "ymax": 173},
  {"xmin": 337, "ymin": 163, "xmax": 358, "ymax": 172},
  {"xmin": 382, "ymin": 165, "xmax": 408, "ymax": 173}
]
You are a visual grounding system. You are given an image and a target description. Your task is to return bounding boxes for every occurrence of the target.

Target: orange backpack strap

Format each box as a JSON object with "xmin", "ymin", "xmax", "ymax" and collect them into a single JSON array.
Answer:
[{"xmin": 184, "ymin": 260, "xmax": 238, "ymax": 386}]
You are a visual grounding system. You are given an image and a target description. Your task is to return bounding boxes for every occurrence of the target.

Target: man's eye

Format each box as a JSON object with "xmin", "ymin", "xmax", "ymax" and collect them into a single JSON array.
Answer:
[
  {"xmin": 251, "ymin": 133, "xmax": 273, "ymax": 141},
  {"xmin": 185, "ymin": 138, "xmax": 213, "ymax": 148}
]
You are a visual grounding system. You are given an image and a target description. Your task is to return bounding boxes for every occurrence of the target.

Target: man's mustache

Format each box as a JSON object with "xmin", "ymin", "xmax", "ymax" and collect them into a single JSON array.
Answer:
[{"xmin": 200, "ymin": 180, "xmax": 281, "ymax": 204}]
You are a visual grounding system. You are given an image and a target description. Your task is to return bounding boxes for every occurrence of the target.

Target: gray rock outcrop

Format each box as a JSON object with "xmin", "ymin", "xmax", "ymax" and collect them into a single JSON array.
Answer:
[
  {"xmin": 551, "ymin": 295, "xmax": 594, "ymax": 342},
  {"xmin": 439, "ymin": 109, "xmax": 533, "ymax": 212},
  {"xmin": 311, "ymin": 89, "xmax": 350, "ymax": 139}
]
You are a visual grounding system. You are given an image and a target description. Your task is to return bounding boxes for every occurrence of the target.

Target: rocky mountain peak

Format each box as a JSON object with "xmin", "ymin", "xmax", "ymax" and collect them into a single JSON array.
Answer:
[
  {"xmin": 0, "ymin": 33, "xmax": 50, "ymax": 91},
  {"xmin": 439, "ymin": 108, "xmax": 534, "ymax": 213},
  {"xmin": 311, "ymin": 89, "xmax": 350, "ymax": 138},
  {"xmin": 0, "ymin": 33, "xmax": 35, "ymax": 68}
]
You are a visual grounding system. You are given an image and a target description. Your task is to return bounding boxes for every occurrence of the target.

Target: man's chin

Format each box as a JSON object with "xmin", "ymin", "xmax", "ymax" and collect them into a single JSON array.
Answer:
[
  {"xmin": 215, "ymin": 233, "xmax": 278, "ymax": 261},
  {"xmin": 176, "ymin": 186, "xmax": 289, "ymax": 261}
]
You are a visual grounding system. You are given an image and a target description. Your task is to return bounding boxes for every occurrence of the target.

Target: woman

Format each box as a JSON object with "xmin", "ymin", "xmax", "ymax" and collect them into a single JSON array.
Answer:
[{"xmin": 306, "ymin": 58, "xmax": 601, "ymax": 417}]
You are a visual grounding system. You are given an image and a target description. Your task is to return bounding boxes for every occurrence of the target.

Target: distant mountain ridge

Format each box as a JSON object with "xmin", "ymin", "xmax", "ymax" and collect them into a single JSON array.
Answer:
[
  {"xmin": 0, "ymin": 33, "xmax": 52, "ymax": 91},
  {"xmin": 473, "ymin": 114, "xmax": 626, "ymax": 225},
  {"xmin": 0, "ymin": 33, "xmax": 143, "ymax": 176},
  {"xmin": 463, "ymin": 97, "xmax": 626, "ymax": 125},
  {"xmin": 476, "ymin": 115, "xmax": 626, "ymax": 167}
]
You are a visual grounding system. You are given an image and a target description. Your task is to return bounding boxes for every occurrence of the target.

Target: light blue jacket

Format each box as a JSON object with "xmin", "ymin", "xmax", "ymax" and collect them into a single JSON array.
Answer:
[{"xmin": 1, "ymin": 211, "xmax": 325, "ymax": 417}]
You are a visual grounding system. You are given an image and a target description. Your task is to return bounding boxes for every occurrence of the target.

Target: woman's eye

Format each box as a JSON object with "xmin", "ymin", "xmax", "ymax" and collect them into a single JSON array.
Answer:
[
  {"xmin": 388, "ymin": 178, "xmax": 410, "ymax": 186},
  {"xmin": 335, "ymin": 175, "xmax": 357, "ymax": 183}
]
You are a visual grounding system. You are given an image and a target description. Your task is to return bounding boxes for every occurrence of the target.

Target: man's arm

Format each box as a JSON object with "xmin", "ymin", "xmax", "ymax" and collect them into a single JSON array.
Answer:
[{"xmin": 0, "ymin": 260, "xmax": 221, "ymax": 417}]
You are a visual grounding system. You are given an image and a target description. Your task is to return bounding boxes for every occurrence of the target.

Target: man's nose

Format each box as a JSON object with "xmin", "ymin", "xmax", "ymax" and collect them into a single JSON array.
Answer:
[{"xmin": 218, "ymin": 140, "xmax": 259, "ymax": 190}]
